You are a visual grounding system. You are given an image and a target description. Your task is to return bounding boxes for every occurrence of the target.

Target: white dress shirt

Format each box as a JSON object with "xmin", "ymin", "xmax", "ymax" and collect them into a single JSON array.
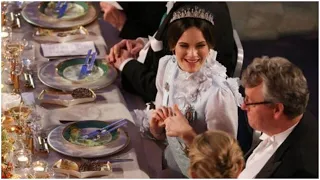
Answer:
[{"xmin": 238, "ymin": 123, "xmax": 298, "ymax": 178}]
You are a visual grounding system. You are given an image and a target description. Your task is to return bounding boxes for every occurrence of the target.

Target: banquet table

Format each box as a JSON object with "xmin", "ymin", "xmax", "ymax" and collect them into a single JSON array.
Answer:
[{"xmin": 1, "ymin": 9, "xmax": 164, "ymax": 178}]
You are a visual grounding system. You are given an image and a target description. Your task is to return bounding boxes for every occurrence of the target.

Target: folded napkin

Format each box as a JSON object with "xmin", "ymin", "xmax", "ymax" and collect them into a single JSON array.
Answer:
[
  {"xmin": 43, "ymin": 103, "xmax": 134, "ymax": 129},
  {"xmin": 41, "ymin": 41, "xmax": 96, "ymax": 57}
]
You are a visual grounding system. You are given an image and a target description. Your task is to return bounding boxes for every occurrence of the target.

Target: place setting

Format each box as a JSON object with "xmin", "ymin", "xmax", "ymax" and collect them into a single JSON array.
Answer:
[
  {"xmin": 37, "ymin": 48, "xmax": 118, "ymax": 92},
  {"xmin": 21, "ymin": 2, "xmax": 98, "ymax": 29}
]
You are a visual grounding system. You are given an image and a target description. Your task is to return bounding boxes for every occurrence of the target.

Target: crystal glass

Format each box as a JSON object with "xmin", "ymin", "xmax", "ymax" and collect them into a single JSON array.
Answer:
[
  {"xmin": 14, "ymin": 168, "xmax": 35, "ymax": 179},
  {"xmin": 13, "ymin": 149, "xmax": 32, "ymax": 168},
  {"xmin": 1, "ymin": 25, "xmax": 12, "ymax": 40},
  {"xmin": 48, "ymin": 169, "xmax": 70, "ymax": 179},
  {"xmin": 2, "ymin": 38, "xmax": 24, "ymax": 88},
  {"xmin": 32, "ymin": 168, "xmax": 69, "ymax": 179},
  {"xmin": 32, "ymin": 160, "xmax": 48, "ymax": 172}
]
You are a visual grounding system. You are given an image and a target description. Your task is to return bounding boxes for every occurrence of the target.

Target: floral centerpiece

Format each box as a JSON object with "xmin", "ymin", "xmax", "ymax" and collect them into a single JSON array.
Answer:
[{"xmin": 1, "ymin": 128, "xmax": 14, "ymax": 178}]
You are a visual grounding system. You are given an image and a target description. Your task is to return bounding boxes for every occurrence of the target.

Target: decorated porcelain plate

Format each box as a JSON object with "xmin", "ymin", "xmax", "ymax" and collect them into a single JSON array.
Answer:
[
  {"xmin": 38, "ymin": 58, "xmax": 117, "ymax": 91},
  {"xmin": 48, "ymin": 121, "xmax": 130, "ymax": 158},
  {"xmin": 21, "ymin": 2, "xmax": 97, "ymax": 29},
  {"xmin": 39, "ymin": 2, "xmax": 89, "ymax": 20},
  {"xmin": 62, "ymin": 120, "xmax": 119, "ymax": 147}
]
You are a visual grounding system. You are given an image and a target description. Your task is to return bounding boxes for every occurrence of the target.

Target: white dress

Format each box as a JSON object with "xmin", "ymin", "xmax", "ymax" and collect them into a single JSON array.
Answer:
[{"xmin": 137, "ymin": 49, "xmax": 243, "ymax": 177}]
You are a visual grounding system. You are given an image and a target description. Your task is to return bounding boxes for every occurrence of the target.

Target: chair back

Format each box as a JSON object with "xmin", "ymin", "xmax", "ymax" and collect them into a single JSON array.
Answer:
[{"xmin": 233, "ymin": 29, "xmax": 244, "ymax": 78}]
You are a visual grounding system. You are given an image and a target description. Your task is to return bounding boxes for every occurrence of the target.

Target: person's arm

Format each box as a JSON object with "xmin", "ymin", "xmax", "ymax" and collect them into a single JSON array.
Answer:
[
  {"xmin": 118, "ymin": 2, "xmax": 167, "ymax": 39},
  {"xmin": 148, "ymin": 56, "xmax": 173, "ymax": 140},
  {"xmin": 121, "ymin": 50, "xmax": 168, "ymax": 102}
]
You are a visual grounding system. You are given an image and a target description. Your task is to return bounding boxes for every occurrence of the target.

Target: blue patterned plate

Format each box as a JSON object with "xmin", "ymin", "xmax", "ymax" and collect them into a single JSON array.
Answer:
[{"xmin": 48, "ymin": 121, "xmax": 130, "ymax": 158}]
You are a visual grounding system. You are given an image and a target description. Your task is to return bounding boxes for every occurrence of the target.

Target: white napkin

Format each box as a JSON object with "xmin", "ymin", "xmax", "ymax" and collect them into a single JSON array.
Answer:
[
  {"xmin": 43, "ymin": 103, "xmax": 134, "ymax": 129},
  {"xmin": 41, "ymin": 41, "xmax": 96, "ymax": 57}
]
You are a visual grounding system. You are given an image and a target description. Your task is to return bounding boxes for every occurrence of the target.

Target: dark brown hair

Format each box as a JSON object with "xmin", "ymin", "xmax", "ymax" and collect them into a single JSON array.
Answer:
[{"xmin": 166, "ymin": 18, "xmax": 215, "ymax": 50}]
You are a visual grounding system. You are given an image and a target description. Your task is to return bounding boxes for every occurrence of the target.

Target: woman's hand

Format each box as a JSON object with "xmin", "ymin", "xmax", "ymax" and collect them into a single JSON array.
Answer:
[
  {"xmin": 164, "ymin": 104, "xmax": 197, "ymax": 145},
  {"xmin": 149, "ymin": 106, "xmax": 173, "ymax": 139}
]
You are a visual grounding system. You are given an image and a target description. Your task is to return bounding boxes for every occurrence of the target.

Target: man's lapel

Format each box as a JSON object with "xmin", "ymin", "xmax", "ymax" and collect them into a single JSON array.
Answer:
[
  {"xmin": 244, "ymin": 140, "xmax": 261, "ymax": 161},
  {"xmin": 255, "ymin": 121, "xmax": 302, "ymax": 178}
]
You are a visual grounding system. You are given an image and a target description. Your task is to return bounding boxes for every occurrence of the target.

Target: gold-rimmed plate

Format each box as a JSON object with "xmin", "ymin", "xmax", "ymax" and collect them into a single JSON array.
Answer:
[
  {"xmin": 21, "ymin": 2, "xmax": 97, "ymax": 29},
  {"xmin": 38, "ymin": 58, "xmax": 117, "ymax": 91},
  {"xmin": 47, "ymin": 121, "xmax": 130, "ymax": 158}
]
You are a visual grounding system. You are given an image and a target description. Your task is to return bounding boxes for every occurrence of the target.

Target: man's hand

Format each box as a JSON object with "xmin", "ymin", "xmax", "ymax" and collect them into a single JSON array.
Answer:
[
  {"xmin": 107, "ymin": 39, "xmax": 145, "ymax": 68},
  {"xmin": 164, "ymin": 104, "xmax": 196, "ymax": 145},
  {"xmin": 112, "ymin": 48, "xmax": 133, "ymax": 69},
  {"xmin": 100, "ymin": 2, "xmax": 126, "ymax": 31}
]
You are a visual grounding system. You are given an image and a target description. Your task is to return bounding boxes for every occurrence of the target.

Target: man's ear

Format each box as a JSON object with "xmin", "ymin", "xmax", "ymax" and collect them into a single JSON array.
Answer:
[{"xmin": 273, "ymin": 103, "xmax": 284, "ymax": 120}]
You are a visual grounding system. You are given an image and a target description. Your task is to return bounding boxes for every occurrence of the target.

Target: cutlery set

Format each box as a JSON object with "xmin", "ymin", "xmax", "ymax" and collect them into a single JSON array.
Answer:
[
  {"xmin": 79, "ymin": 49, "xmax": 97, "ymax": 79},
  {"xmin": 56, "ymin": 2, "xmax": 68, "ymax": 19},
  {"xmin": 36, "ymin": 134, "xmax": 50, "ymax": 154},
  {"xmin": 80, "ymin": 119, "xmax": 127, "ymax": 140}
]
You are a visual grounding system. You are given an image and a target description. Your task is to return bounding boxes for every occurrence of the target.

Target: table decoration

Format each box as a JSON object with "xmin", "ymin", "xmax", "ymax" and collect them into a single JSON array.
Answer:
[
  {"xmin": 21, "ymin": 2, "xmax": 97, "ymax": 29},
  {"xmin": 38, "ymin": 88, "xmax": 96, "ymax": 107},
  {"xmin": 38, "ymin": 58, "xmax": 117, "ymax": 91},
  {"xmin": 47, "ymin": 121, "xmax": 130, "ymax": 158},
  {"xmin": 33, "ymin": 26, "xmax": 89, "ymax": 43},
  {"xmin": 1, "ymin": 25, "xmax": 12, "ymax": 39},
  {"xmin": 3, "ymin": 106, "xmax": 31, "ymax": 122},
  {"xmin": 32, "ymin": 160, "xmax": 48, "ymax": 172},
  {"xmin": 13, "ymin": 149, "xmax": 32, "ymax": 168},
  {"xmin": 1, "ymin": 93, "xmax": 21, "ymax": 111},
  {"xmin": 53, "ymin": 159, "xmax": 112, "ymax": 178}
]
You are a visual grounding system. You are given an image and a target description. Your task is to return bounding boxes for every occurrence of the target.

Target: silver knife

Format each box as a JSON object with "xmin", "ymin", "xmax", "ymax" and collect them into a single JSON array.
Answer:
[
  {"xmin": 28, "ymin": 73, "xmax": 35, "ymax": 88},
  {"xmin": 93, "ymin": 159, "xmax": 133, "ymax": 163}
]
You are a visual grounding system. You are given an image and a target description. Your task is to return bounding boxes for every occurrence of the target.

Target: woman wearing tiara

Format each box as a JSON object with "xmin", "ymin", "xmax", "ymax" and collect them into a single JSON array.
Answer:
[
  {"xmin": 107, "ymin": 2, "xmax": 236, "ymax": 102},
  {"xmin": 137, "ymin": 5, "xmax": 243, "ymax": 177}
]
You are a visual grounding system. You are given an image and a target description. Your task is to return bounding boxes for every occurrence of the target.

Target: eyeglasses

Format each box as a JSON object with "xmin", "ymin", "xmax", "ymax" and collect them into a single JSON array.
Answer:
[
  {"xmin": 243, "ymin": 96, "xmax": 273, "ymax": 107},
  {"xmin": 244, "ymin": 101, "xmax": 273, "ymax": 107}
]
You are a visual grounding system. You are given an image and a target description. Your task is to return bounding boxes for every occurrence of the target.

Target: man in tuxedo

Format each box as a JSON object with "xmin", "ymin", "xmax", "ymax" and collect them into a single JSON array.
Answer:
[
  {"xmin": 100, "ymin": 2, "xmax": 167, "ymax": 39},
  {"xmin": 107, "ymin": 2, "xmax": 236, "ymax": 102},
  {"xmin": 238, "ymin": 56, "xmax": 318, "ymax": 178}
]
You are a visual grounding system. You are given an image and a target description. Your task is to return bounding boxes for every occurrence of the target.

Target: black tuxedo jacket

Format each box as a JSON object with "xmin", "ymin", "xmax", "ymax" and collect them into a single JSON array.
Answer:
[
  {"xmin": 121, "ymin": 2, "xmax": 236, "ymax": 102},
  {"xmin": 244, "ymin": 111, "xmax": 318, "ymax": 178},
  {"xmin": 118, "ymin": 2, "xmax": 167, "ymax": 39}
]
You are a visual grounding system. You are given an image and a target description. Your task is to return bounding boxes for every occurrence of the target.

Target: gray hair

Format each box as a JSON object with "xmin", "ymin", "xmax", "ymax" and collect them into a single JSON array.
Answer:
[{"xmin": 241, "ymin": 56, "xmax": 309, "ymax": 119}]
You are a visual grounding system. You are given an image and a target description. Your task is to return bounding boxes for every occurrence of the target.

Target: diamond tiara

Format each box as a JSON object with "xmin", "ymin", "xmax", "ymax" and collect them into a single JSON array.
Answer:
[{"xmin": 170, "ymin": 6, "xmax": 214, "ymax": 25}]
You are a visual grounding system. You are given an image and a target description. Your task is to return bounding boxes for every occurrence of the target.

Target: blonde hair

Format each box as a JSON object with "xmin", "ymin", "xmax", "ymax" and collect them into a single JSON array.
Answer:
[{"xmin": 188, "ymin": 130, "xmax": 244, "ymax": 178}]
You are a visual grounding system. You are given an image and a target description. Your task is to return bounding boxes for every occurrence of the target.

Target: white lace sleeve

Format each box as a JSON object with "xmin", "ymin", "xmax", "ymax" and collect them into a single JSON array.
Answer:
[
  {"xmin": 155, "ymin": 55, "xmax": 172, "ymax": 108},
  {"xmin": 137, "ymin": 55, "xmax": 173, "ymax": 134},
  {"xmin": 205, "ymin": 87, "xmax": 238, "ymax": 138}
]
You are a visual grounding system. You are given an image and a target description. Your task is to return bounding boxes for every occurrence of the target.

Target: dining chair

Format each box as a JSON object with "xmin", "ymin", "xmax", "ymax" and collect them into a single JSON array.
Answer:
[{"xmin": 233, "ymin": 29, "xmax": 244, "ymax": 78}]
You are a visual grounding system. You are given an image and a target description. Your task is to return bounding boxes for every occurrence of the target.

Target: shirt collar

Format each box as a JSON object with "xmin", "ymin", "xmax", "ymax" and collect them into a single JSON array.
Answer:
[{"xmin": 259, "ymin": 122, "xmax": 299, "ymax": 144}]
